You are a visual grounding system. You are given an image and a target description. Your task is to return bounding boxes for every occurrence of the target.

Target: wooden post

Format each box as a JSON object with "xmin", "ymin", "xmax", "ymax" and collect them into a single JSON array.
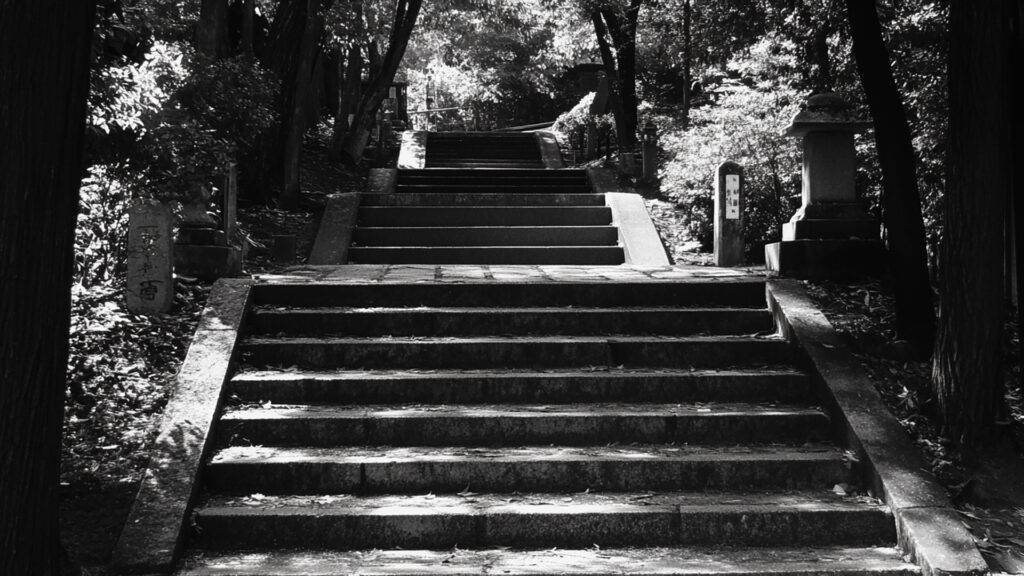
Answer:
[
  {"xmin": 641, "ymin": 120, "xmax": 658, "ymax": 184},
  {"xmin": 714, "ymin": 162, "xmax": 744, "ymax": 267}
]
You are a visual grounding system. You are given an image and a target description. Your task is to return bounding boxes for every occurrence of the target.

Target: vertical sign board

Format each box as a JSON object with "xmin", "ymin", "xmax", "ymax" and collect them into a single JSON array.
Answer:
[
  {"xmin": 726, "ymin": 174, "xmax": 740, "ymax": 219},
  {"xmin": 126, "ymin": 199, "xmax": 175, "ymax": 314},
  {"xmin": 715, "ymin": 162, "xmax": 745, "ymax": 267}
]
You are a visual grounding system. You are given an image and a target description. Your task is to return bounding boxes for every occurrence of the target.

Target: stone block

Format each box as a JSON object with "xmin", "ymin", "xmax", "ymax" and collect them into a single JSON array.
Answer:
[
  {"xmin": 174, "ymin": 244, "xmax": 243, "ymax": 281},
  {"xmin": 765, "ymin": 239, "xmax": 886, "ymax": 279}
]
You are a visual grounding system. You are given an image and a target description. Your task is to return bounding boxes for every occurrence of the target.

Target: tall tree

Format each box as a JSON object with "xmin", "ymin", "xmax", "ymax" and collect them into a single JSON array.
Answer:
[
  {"xmin": 341, "ymin": 0, "xmax": 422, "ymax": 164},
  {"xmin": 197, "ymin": 0, "xmax": 230, "ymax": 58},
  {"xmin": 680, "ymin": 0, "xmax": 692, "ymax": 125},
  {"xmin": 931, "ymin": 0, "xmax": 1011, "ymax": 448},
  {"xmin": 0, "ymin": 0, "xmax": 97, "ymax": 574},
  {"xmin": 262, "ymin": 0, "xmax": 330, "ymax": 208},
  {"xmin": 844, "ymin": 0, "xmax": 936, "ymax": 355},
  {"xmin": 591, "ymin": 0, "xmax": 643, "ymax": 173}
]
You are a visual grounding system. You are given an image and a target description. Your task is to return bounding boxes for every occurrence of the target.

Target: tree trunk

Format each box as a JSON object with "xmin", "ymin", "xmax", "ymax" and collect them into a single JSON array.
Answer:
[
  {"xmin": 197, "ymin": 0, "xmax": 230, "ymax": 58},
  {"xmin": 341, "ymin": 0, "xmax": 422, "ymax": 164},
  {"xmin": 591, "ymin": 1, "xmax": 642, "ymax": 167},
  {"xmin": 931, "ymin": 0, "xmax": 1011, "ymax": 449},
  {"xmin": 1012, "ymin": 0, "xmax": 1024, "ymax": 381},
  {"xmin": 0, "ymin": 1, "xmax": 96, "ymax": 574},
  {"xmin": 681, "ymin": 0, "xmax": 692, "ymax": 126},
  {"xmin": 332, "ymin": 43, "xmax": 363, "ymax": 160},
  {"xmin": 241, "ymin": 0, "xmax": 255, "ymax": 55},
  {"xmin": 279, "ymin": 0, "xmax": 325, "ymax": 209},
  {"xmin": 844, "ymin": 0, "xmax": 936, "ymax": 356}
]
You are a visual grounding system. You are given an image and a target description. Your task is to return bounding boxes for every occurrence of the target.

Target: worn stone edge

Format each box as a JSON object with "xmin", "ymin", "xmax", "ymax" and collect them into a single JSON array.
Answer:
[
  {"xmin": 766, "ymin": 279, "xmax": 988, "ymax": 576},
  {"xmin": 397, "ymin": 130, "xmax": 427, "ymax": 169},
  {"xmin": 111, "ymin": 279, "xmax": 254, "ymax": 575},
  {"xmin": 535, "ymin": 130, "xmax": 565, "ymax": 169},
  {"xmin": 308, "ymin": 192, "xmax": 362, "ymax": 265}
]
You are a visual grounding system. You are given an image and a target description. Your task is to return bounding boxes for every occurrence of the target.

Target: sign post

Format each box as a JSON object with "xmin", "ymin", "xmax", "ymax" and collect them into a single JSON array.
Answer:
[{"xmin": 714, "ymin": 161, "xmax": 744, "ymax": 267}]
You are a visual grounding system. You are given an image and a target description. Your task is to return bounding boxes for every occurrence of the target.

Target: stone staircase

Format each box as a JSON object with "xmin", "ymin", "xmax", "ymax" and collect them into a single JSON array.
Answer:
[
  {"xmin": 425, "ymin": 132, "xmax": 545, "ymax": 168},
  {"xmin": 349, "ymin": 167, "xmax": 626, "ymax": 265},
  {"xmin": 176, "ymin": 273, "xmax": 916, "ymax": 575}
]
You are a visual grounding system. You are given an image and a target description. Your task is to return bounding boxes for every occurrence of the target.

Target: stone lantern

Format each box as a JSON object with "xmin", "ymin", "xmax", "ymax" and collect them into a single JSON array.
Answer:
[{"xmin": 766, "ymin": 93, "xmax": 885, "ymax": 278}]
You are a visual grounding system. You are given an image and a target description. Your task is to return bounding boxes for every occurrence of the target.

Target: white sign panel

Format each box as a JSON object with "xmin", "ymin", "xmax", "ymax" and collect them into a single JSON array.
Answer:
[{"xmin": 725, "ymin": 174, "xmax": 740, "ymax": 220}]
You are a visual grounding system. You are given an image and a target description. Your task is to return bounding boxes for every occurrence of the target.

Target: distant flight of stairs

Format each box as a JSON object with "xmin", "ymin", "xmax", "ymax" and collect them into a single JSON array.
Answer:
[
  {"xmin": 177, "ymin": 275, "xmax": 915, "ymax": 575},
  {"xmin": 350, "ymin": 172, "xmax": 625, "ymax": 265},
  {"xmin": 426, "ymin": 131, "xmax": 545, "ymax": 168}
]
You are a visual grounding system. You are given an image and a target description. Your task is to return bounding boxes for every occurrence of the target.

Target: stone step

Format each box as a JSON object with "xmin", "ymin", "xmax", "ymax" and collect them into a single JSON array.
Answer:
[
  {"xmin": 399, "ymin": 168, "xmax": 585, "ymax": 179},
  {"xmin": 394, "ymin": 184, "xmax": 594, "ymax": 194},
  {"xmin": 239, "ymin": 335, "xmax": 796, "ymax": 370},
  {"xmin": 204, "ymin": 444, "xmax": 849, "ymax": 494},
  {"xmin": 229, "ymin": 368, "xmax": 813, "ymax": 405},
  {"xmin": 427, "ymin": 162, "xmax": 547, "ymax": 168},
  {"xmin": 360, "ymin": 193, "xmax": 606, "ymax": 207},
  {"xmin": 398, "ymin": 173, "xmax": 589, "ymax": 185},
  {"xmin": 178, "ymin": 546, "xmax": 919, "ymax": 576},
  {"xmin": 216, "ymin": 403, "xmax": 832, "ymax": 448},
  {"xmin": 423, "ymin": 151, "xmax": 544, "ymax": 157},
  {"xmin": 348, "ymin": 246, "xmax": 626, "ymax": 265},
  {"xmin": 192, "ymin": 491, "xmax": 896, "ymax": 549},
  {"xmin": 247, "ymin": 306, "xmax": 773, "ymax": 337},
  {"xmin": 250, "ymin": 280, "xmax": 770, "ymax": 309},
  {"xmin": 357, "ymin": 206, "xmax": 612, "ymax": 227},
  {"xmin": 351, "ymin": 226, "xmax": 618, "ymax": 246}
]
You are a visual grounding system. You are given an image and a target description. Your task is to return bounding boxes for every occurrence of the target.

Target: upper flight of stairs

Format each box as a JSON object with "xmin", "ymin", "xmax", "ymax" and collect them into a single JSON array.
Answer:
[
  {"xmin": 177, "ymin": 274, "xmax": 916, "ymax": 576},
  {"xmin": 350, "ymin": 131, "xmax": 626, "ymax": 266},
  {"xmin": 426, "ymin": 132, "xmax": 545, "ymax": 168},
  {"xmin": 350, "ymin": 168, "xmax": 626, "ymax": 266}
]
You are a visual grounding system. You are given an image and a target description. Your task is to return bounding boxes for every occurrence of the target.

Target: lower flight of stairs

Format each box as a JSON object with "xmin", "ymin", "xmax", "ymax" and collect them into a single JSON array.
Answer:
[
  {"xmin": 349, "ymin": 168, "xmax": 626, "ymax": 265},
  {"xmin": 177, "ymin": 277, "xmax": 916, "ymax": 576},
  {"xmin": 425, "ymin": 132, "xmax": 544, "ymax": 168}
]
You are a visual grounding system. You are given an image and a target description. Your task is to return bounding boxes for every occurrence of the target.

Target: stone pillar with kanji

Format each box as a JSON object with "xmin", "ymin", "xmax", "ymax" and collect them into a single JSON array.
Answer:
[{"xmin": 126, "ymin": 199, "xmax": 175, "ymax": 314}]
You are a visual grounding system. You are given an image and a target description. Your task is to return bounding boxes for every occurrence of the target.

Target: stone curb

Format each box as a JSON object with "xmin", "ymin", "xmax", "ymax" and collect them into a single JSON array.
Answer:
[
  {"xmin": 587, "ymin": 167, "xmax": 670, "ymax": 266},
  {"xmin": 111, "ymin": 279, "xmax": 253, "ymax": 574},
  {"xmin": 534, "ymin": 130, "xmax": 565, "ymax": 168},
  {"xmin": 397, "ymin": 131, "xmax": 427, "ymax": 169},
  {"xmin": 766, "ymin": 279, "xmax": 988, "ymax": 576}
]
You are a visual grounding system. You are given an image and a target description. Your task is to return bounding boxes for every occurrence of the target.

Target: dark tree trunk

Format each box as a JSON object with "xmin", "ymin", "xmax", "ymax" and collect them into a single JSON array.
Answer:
[
  {"xmin": 0, "ymin": 1, "xmax": 96, "ymax": 574},
  {"xmin": 341, "ymin": 0, "xmax": 422, "ymax": 164},
  {"xmin": 591, "ymin": 0, "xmax": 643, "ymax": 170},
  {"xmin": 810, "ymin": 25, "xmax": 833, "ymax": 92},
  {"xmin": 844, "ymin": 0, "xmax": 936, "ymax": 355},
  {"xmin": 332, "ymin": 44, "xmax": 363, "ymax": 160},
  {"xmin": 261, "ymin": 0, "xmax": 327, "ymax": 208},
  {"xmin": 931, "ymin": 1, "xmax": 1012, "ymax": 449},
  {"xmin": 197, "ymin": 0, "xmax": 230, "ymax": 58},
  {"xmin": 279, "ymin": 0, "xmax": 325, "ymax": 209},
  {"xmin": 681, "ymin": 0, "xmax": 692, "ymax": 126},
  {"xmin": 1012, "ymin": 0, "xmax": 1024, "ymax": 381},
  {"xmin": 241, "ymin": 0, "xmax": 255, "ymax": 55}
]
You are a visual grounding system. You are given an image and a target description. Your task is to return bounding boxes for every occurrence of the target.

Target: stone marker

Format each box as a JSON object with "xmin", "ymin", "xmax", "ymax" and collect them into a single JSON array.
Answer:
[
  {"xmin": 126, "ymin": 199, "xmax": 175, "ymax": 314},
  {"xmin": 714, "ymin": 161, "xmax": 744, "ymax": 267},
  {"xmin": 222, "ymin": 162, "xmax": 238, "ymax": 240},
  {"xmin": 642, "ymin": 121, "xmax": 658, "ymax": 184}
]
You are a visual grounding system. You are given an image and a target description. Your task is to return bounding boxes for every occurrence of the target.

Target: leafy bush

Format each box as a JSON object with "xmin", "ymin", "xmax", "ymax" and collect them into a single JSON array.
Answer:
[
  {"xmin": 76, "ymin": 166, "xmax": 132, "ymax": 289},
  {"xmin": 88, "ymin": 41, "xmax": 279, "ymax": 202},
  {"xmin": 657, "ymin": 73, "xmax": 802, "ymax": 250}
]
